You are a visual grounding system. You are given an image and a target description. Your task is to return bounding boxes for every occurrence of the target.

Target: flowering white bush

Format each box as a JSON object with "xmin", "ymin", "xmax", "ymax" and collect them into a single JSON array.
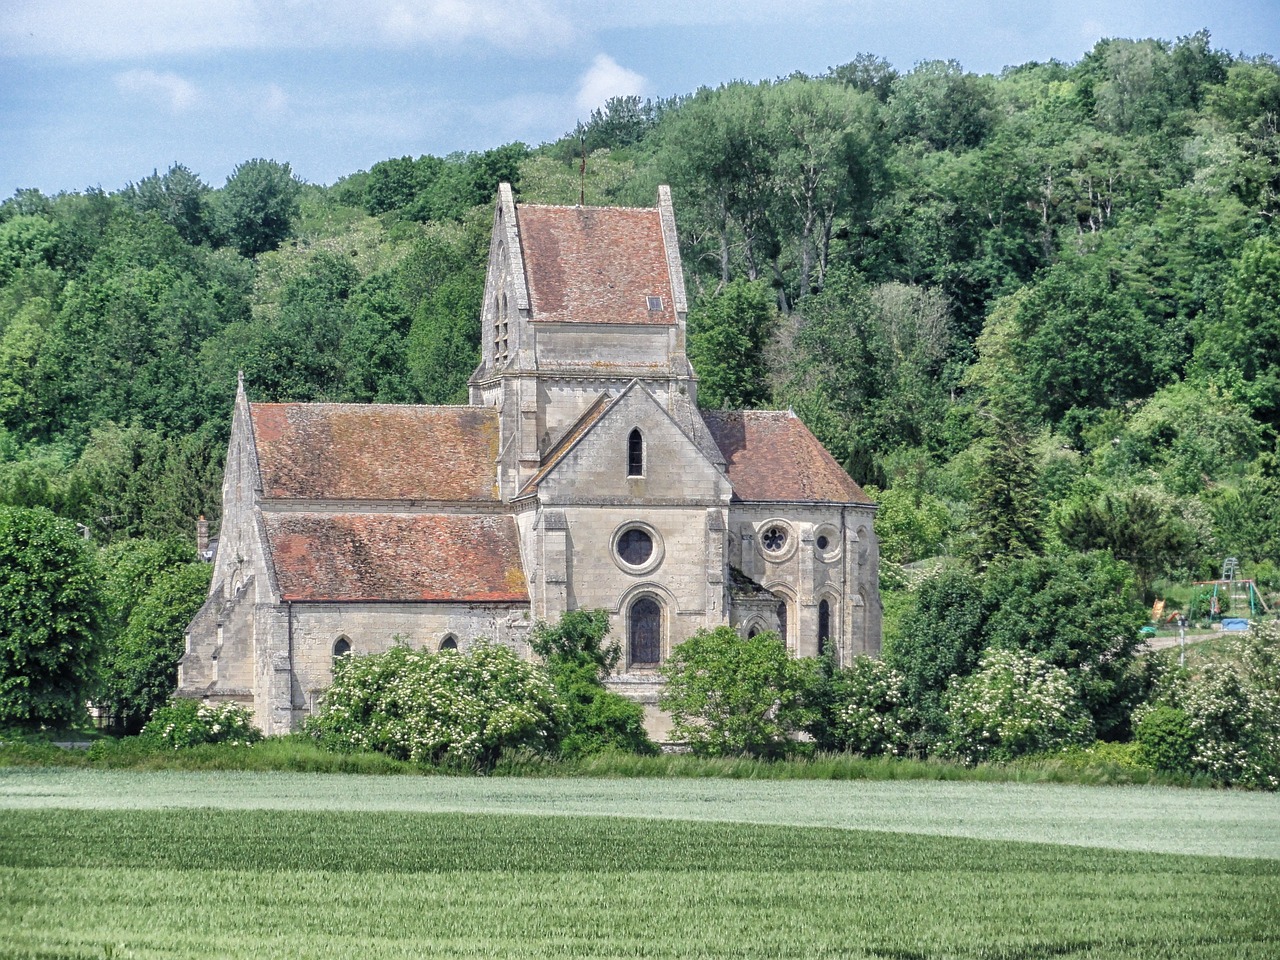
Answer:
[
  {"xmin": 941, "ymin": 648, "xmax": 1094, "ymax": 764},
  {"xmin": 829, "ymin": 656, "xmax": 916, "ymax": 756},
  {"xmin": 141, "ymin": 698, "xmax": 262, "ymax": 749},
  {"xmin": 306, "ymin": 640, "xmax": 565, "ymax": 769},
  {"xmin": 1136, "ymin": 621, "xmax": 1280, "ymax": 789}
]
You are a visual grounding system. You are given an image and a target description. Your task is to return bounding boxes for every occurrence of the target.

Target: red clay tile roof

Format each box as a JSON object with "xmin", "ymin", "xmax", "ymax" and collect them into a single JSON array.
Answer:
[
  {"xmin": 250, "ymin": 404, "xmax": 499, "ymax": 502},
  {"xmin": 517, "ymin": 204, "xmax": 676, "ymax": 325},
  {"xmin": 702, "ymin": 410, "xmax": 872, "ymax": 504},
  {"xmin": 263, "ymin": 513, "xmax": 528, "ymax": 603}
]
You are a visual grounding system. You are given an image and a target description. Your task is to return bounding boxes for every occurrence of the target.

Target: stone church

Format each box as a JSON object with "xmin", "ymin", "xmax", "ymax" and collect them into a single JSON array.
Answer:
[{"xmin": 180, "ymin": 184, "xmax": 881, "ymax": 738}]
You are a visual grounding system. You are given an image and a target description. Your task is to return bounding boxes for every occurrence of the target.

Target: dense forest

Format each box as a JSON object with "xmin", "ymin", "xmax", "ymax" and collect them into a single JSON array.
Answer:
[{"xmin": 2, "ymin": 30, "xmax": 1279, "ymax": 641}]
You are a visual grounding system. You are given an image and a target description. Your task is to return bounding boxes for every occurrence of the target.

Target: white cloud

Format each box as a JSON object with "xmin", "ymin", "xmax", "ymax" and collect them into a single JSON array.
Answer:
[
  {"xmin": 574, "ymin": 54, "xmax": 647, "ymax": 114},
  {"xmin": 115, "ymin": 69, "xmax": 199, "ymax": 112},
  {"xmin": 1, "ymin": 0, "xmax": 575, "ymax": 59}
]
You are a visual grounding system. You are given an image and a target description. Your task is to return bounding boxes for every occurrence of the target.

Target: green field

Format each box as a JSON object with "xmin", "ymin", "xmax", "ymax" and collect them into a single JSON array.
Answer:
[{"xmin": 2, "ymin": 771, "xmax": 1278, "ymax": 958}]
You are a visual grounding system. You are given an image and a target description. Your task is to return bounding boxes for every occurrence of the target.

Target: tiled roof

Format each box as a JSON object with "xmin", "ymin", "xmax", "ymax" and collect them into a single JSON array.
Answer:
[
  {"xmin": 517, "ymin": 204, "xmax": 676, "ymax": 325},
  {"xmin": 250, "ymin": 404, "xmax": 499, "ymax": 502},
  {"xmin": 263, "ymin": 513, "xmax": 528, "ymax": 603},
  {"xmin": 702, "ymin": 410, "xmax": 873, "ymax": 504}
]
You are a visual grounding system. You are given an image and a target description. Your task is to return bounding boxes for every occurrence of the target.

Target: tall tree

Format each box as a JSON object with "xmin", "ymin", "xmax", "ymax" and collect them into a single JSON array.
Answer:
[
  {"xmin": 216, "ymin": 159, "xmax": 301, "ymax": 257},
  {"xmin": 0, "ymin": 506, "xmax": 103, "ymax": 728}
]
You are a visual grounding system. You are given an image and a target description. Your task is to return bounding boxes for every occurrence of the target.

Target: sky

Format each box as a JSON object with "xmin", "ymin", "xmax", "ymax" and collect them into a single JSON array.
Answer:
[{"xmin": 2, "ymin": 0, "xmax": 1279, "ymax": 197}]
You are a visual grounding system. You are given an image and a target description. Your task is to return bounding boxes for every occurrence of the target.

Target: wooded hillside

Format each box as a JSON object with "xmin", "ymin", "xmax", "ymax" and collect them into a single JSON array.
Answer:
[{"xmin": 2, "ymin": 31, "xmax": 1277, "ymax": 617}]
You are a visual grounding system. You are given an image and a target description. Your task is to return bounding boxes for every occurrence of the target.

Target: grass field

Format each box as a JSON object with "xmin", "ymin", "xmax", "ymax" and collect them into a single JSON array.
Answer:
[{"xmin": 3, "ymin": 771, "xmax": 1278, "ymax": 959}]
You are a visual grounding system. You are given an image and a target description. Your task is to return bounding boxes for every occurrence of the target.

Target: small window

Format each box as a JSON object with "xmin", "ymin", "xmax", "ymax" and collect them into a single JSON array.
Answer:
[
  {"xmin": 439, "ymin": 635, "xmax": 458, "ymax": 652},
  {"xmin": 333, "ymin": 637, "xmax": 352, "ymax": 660},
  {"xmin": 776, "ymin": 602, "xmax": 788, "ymax": 646},
  {"xmin": 646, "ymin": 295, "xmax": 662, "ymax": 311},
  {"xmin": 628, "ymin": 429, "xmax": 644, "ymax": 477},
  {"xmin": 816, "ymin": 534, "xmax": 829, "ymax": 551},
  {"xmin": 762, "ymin": 526, "xmax": 787, "ymax": 553},
  {"xmin": 818, "ymin": 600, "xmax": 831, "ymax": 656}
]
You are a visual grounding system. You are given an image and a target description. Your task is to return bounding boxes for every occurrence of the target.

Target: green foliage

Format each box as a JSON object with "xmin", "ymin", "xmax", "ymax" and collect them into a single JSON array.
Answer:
[
  {"xmin": 216, "ymin": 158, "xmax": 302, "ymax": 256},
  {"xmin": 659, "ymin": 627, "xmax": 810, "ymax": 757},
  {"xmin": 98, "ymin": 561, "xmax": 211, "ymax": 733},
  {"xmin": 941, "ymin": 648, "xmax": 1095, "ymax": 763},
  {"xmin": 865, "ymin": 483, "xmax": 952, "ymax": 564},
  {"xmin": 1198, "ymin": 236, "xmax": 1280, "ymax": 424},
  {"xmin": 981, "ymin": 551, "xmax": 1148, "ymax": 739},
  {"xmin": 140, "ymin": 698, "xmax": 262, "ymax": 749},
  {"xmin": 530, "ymin": 610, "xmax": 654, "ymax": 758},
  {"xmin": 805, "ymin": 654, "xmax": 917, "ymax": 756},
  {"xmin": 0, "ymin": 505, "xmax": 103, "ymax": 728},
  {"xmin": 886, "ymin": 564, "xmax": 987, "ymax": 742},
  {"xmin": 306, "ymin": 641, "xmax": 564, "ymax": 769},
  {"xmin": 1055, "ymin": 487, "xmax": 1193, "ymax": 595},
  {"xmin": 687, "ymin": 278, "xmax": 775, "ymax": 409},
  {"xmin": 120, "ymin": 164, "xmax": 211, "ymax": 246},
  {"xmin": 1134, "ymin": 704, "xmax": 1196, "ymax": 772}
]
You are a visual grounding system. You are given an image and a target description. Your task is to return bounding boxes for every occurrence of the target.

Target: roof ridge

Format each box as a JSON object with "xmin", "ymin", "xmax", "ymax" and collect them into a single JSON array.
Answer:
[{"xmin": 516, "ymin": 202, "xmax": 660, "ymax": 213}]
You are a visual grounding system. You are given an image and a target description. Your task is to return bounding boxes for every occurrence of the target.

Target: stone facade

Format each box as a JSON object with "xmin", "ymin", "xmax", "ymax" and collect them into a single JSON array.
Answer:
[{"xmin": 180, "ymin": 184, "xmax": 881, "ymax": 738}]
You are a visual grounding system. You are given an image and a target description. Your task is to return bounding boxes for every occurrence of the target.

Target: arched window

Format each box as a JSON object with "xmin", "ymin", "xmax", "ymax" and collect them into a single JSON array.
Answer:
[
  {"xmin": 776, "ymin": 601, "xmax": 788, "ymax": 647},
  {"xmin": 630, "ymin": 597, "xmax": 661, "ymax": 666},
  {"xmin": 818, "ymin": 599, "xmax": 831, "ymax": 656},
  {"xmin": 333, "ymin": 637, "xmax": 351, "ymax": 661},
  {"xmin": 628, "ymin": 429, "xmax": 644, "ymax": 477},
  {"xmin": 439, "ymin": 635, "xmax": 458, "ymax": 651}
]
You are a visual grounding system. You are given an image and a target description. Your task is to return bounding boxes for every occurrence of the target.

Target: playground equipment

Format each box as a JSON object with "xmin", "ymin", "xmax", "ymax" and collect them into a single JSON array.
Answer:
[{"xmin": 1191, "ymin": 556, "xmax": 1271, "ymax": 621}]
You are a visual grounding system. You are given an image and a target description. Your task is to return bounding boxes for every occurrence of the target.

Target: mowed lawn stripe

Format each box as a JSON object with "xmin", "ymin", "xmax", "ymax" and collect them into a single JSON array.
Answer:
[{"xmin": 2, "ymin": 810, "xmax": 1278, "ymax": 959}]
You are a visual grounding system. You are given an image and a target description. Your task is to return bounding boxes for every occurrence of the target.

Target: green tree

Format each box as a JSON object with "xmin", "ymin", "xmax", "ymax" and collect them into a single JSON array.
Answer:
[
  {"xmin": 120, "ymin": 164, "xmax": 211, "ymax": 245},
  {"xmin": 1055, "ymin": 488, "xmax": 1193, "ymax": 597},
  {"xmin": 981, "ymin": 551, "xmax": 1148, "ymax": 739},
  {"xmin": 530, "ymin": 610, "xmax": 653, "ymax": 758},
  {"xmin": 884, "ymin": 564, "xmax": 987, "ymax": 743},
  {"xmin": 99, "ymin": 562, "xmax": 211, "ymax": 733},
  {"xmin": 306, "ymin": 641, "xmax": 564, "ymax": 769},
  {"xmin": 660, "ymin": 627, "xmax": 811, "ymax": 758},
  {"xmin": 216, "ymin": 159, "xmax": 301, "ymax": 257},
  {"xmin": 1198, "ymin": 236, "xmax": 1280, "ymax": 425},
  {"xmin": 688, "ymin": 278, "xmax": 775, "ymax": 409},
  {"xmin": 0, "ymin": 506, "xmax": 103, "ymax": 728}
]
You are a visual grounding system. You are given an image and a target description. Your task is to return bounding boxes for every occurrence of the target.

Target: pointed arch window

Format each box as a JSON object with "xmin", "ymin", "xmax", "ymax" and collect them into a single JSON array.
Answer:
[
  {"xmin": 628, "ymin": 429, "xmax": 644, "ymax": 477},
  {"xmin": 333, "ymin": 637, "xmax": 352, "ymax": 662},
  {"xmin": 818, "ymin": 600, "xmax": 831, "ymax": 656},
  {"xmin": 629, "ymin": 596, "xmax": 661, "ymax": 666},
  {"xmin": 776, "ymin": 601, "xmax": 788, "ymax": 647},
  {"xmin": 439, "ymin": 635, "xmax": 458, "ymax": 652}
]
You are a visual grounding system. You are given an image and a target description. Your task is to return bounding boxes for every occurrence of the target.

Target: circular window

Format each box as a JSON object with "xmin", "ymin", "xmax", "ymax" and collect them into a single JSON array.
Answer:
[
  {"xmin": 618, "ymin": 528, "xmax": 653, "ymax": 566},
  {"xmin": 814, "ymin": 524, "xmax": 842, "ymax": 563},
  {"xmin": 762, "ymin": 526, "xmax": 787, "ymax": 553},
  {"xmin": 612, "ymin": 522, "xmax": 664, "ymax": 575}
]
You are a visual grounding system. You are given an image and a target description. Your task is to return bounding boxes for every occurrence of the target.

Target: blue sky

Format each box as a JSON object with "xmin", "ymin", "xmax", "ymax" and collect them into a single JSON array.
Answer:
[{"xmin": 2, "ymin": 0, "xmax": 1278, "ymax": 196}]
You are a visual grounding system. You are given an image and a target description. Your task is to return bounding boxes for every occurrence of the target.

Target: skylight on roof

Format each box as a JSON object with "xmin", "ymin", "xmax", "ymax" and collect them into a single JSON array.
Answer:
[{"xmin": 646, "ymin": 296, "xmax": 663, "ymax": 311}]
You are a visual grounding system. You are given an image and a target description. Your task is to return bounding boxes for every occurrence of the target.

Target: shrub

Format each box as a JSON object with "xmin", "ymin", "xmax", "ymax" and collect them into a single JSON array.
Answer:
[
  {"xmin": 305, "ymin": 641, "xmax": 564, "ymax": 769},
  {"xmin": 660, "ymin": 627, "xmax": 810, "ymax": 758},
  {"xmin": 941, "ymin": 649, "xmax": 1095, "ymax": 764},
  {"xmin": 0, "ymin": 505, "xmax": 104, "ymax": 728},
  {"xmin": 1133, "ymin": 705, "xmax": 1196, "ymax": 773},
  {"xmin": 530, "ymin": 610, "xmax": 655, "ymax": 758},
  {"xmin": 140, "ymin": 699, "xmax": 262, "ymax": 749},
  {"xmin": 806, "ymin": 655, "xmax": 917, "ymax": 756},
  {"xmin": 1180, "ymin": 663, "xmax": 1280, "ymax": 789}
]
